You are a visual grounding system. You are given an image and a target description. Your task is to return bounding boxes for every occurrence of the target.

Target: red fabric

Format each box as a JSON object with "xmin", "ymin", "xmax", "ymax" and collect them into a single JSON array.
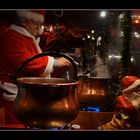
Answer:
[
  {"xmin": 0, "ymin": 90, "xmax": 4, "ymax": 108},
  {"xmin": 0, "ymin": 23, "xmax": 9, "ymax": 39},
  {"xmin": 122, "ymin": 76, "xmax": 139, "ymax": 89},
  {"xmin": 0, "ymin": 29, "xmax": 49, "ymax": 82},
  {"xmin": 3, "ymin": 100, "xmax": 21, "ymax": 124},
  {"xmin": 116, "ymin": 95, "xmax": 134, "ymax": 110},
  {"xmin": 0, "ymin": 123, "xmax": 25, "ymax": 129},
  {"xmin": 0, "ymin": 28, "xmax": 50, "ymax": 124}
]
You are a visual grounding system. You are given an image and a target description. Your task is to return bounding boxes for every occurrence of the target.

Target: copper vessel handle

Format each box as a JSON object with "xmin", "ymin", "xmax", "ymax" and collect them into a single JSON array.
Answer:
[{"xmin": 12, "ymin": 51, "xmax": 78, "ymax": 82}]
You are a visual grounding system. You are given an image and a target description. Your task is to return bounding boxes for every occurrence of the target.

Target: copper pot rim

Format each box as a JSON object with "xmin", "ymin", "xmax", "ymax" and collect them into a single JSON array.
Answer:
[{"xmin": 16, "ymin": 77, "xmax": 79, "ymax": 86}]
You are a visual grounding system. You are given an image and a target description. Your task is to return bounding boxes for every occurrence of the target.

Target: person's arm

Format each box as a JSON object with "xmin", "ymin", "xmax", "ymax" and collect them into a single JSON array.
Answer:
[
  {"xmin": 0, "ymin": 30, "xmax": 72, "ymax": 77},
  {"xmin": 0, "ymin": 31, "xmax": 50, "ymax": 76}
]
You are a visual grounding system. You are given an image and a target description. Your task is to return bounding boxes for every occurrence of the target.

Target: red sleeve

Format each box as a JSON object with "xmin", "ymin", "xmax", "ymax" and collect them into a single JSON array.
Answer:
[{"xmin": 0, "ymin": 30, "xmax": 49, "ymax": 77}]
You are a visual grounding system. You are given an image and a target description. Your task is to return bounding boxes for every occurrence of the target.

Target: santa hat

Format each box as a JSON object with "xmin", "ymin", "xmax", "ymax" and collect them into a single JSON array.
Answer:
[
  {"xmin": 16, "ymin": 10, "xmax": 45, "ymax": 23},
  {"xmin": 122, "ymin": 76, "xmax": 139, "ymax": 89}
]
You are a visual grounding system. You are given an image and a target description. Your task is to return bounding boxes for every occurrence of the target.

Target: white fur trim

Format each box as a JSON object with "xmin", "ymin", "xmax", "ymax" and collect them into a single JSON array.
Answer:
[
  {"xmin": 16, "ymin": 10, "xmax": 44, "ymax": 23},
  {"xmin": 10, "ymin": 24, "xmax": 42, "ymax": 53},
  {"xmin": 0, "ymin": 82, "xmax": 18, "ymax": 95},
  {"xmin": 3, "ymin": 92, "xmax": 17, "ymax": 101},
  {"xmin": 10, "ymin": 24, "xmax": 35, "ymax": 39},
  {"xmin": 44, "ymin": 56, "xmax": 55, "ymax": 75}
]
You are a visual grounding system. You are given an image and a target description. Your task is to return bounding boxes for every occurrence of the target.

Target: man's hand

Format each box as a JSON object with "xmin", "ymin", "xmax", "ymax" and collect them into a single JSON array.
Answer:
[{"xmin": 54, "ymin": 57, "xmax": 72, "ymax": 70}]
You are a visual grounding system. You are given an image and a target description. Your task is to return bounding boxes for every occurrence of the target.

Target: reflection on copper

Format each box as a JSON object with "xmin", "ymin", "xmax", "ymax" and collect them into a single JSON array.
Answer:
[{"xmin": 77, "ymin": 76, "xmax": 110, "ymax": 107}]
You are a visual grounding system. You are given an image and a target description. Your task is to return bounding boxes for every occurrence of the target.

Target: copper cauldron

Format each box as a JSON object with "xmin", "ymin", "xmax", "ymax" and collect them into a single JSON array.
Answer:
[
  {"xmin": 77, "ymin": 76, "xmax": 111, "ymax": 109},
  {"xmin": 6, "ymin": 52, "xmax": 79, "ymax": 129},
  {"xmin": 14, "ymin": 77, "xmax": 79, "ymax": 129}
]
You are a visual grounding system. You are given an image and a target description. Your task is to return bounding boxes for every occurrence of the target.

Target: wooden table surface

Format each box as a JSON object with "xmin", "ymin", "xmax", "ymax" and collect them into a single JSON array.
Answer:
[
  {"xmin": 70, "ymin": 111, "xmax": 114, "ymax": 130},
  {"xmin": 0, "ymin": 109, "xmax": 114, "ymax": 130}
]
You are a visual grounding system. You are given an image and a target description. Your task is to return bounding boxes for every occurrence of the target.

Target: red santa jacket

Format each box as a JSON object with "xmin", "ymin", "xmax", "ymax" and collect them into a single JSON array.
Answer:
[
  {"xmin": 0, "ymin": 24, "xmax": 54, "ymax": 83},
  {"xmin": 0, "ymin": 24, "xmax": 56, "ymax": 119}
]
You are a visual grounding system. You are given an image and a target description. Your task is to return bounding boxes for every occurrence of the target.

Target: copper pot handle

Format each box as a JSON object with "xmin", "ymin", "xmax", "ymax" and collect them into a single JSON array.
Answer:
[{"xmin": 12, "ymin": 51, "xmax": 78, "ymax": 82}]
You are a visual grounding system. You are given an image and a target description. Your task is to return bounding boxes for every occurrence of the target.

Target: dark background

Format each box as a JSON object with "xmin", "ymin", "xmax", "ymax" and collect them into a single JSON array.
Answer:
[{"xmin": 0, "ymin": 10, "xmax": 122, "ymax": 30}]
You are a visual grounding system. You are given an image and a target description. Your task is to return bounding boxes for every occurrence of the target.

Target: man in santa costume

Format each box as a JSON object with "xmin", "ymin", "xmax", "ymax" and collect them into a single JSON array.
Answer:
[
  {"xmin": 99, "ymin": 75, "xmax": 140, "ymax": 130},
  {"xmin": 0, "ymin": 10, "xmax": 72, "ymax": 124}
]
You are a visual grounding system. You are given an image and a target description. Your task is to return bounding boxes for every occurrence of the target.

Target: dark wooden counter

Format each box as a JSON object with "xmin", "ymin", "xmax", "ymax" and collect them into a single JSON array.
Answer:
[
  {"xmin": 70, "ymin": 111, "xmax": 113, "ymax": 130},
  {"xmin": 0, "ymin": 106, "xmax": 114, "ymax": 130}
]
